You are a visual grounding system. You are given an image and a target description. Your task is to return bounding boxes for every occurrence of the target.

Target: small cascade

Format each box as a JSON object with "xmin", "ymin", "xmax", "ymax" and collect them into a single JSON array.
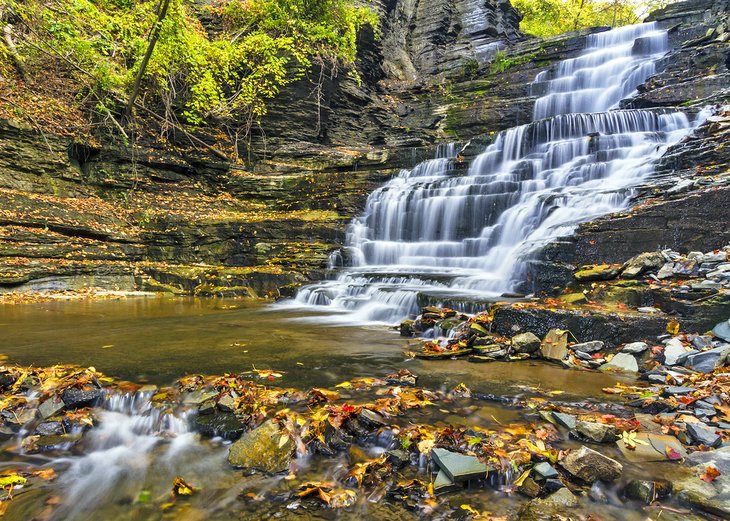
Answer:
[
  {"xmin": 285, "ymin": 22, "xmax": 708, "ymax": 324},
  {"xmin": 51, "ymin": 391, "xmax": 210, "ymax": 520}
]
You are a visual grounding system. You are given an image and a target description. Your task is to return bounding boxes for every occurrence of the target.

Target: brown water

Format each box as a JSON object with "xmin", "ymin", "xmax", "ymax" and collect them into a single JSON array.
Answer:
[
  {"xmin": 0, "ymin": 296, "xmax": 623, "ymax": 399},
  {"xmin": 0, "ymin": 296, "xmax": 680, "ymax": 521}
]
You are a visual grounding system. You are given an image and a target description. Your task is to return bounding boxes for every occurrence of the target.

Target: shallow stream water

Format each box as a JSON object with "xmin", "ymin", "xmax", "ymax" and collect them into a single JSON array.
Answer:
[{"xmin": 0, "ymin": 296, "xmax": 695, "ymax": 521}]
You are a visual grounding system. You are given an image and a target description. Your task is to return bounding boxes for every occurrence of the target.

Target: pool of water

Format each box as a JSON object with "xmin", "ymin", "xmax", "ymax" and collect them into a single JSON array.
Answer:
[{"xmin": 0, "ymin": 296, "xmax": 623, "ymax": 399}]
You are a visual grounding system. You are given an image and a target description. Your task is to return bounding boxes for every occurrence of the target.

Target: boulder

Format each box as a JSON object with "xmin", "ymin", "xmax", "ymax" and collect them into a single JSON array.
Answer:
[
  {"xmin": 573, "ymin": 420, "xmax": 619, "ymax": 443},
  {"xmin": 511, "ymin": 332, "xmax": 541, "ymax": 354},
  {"xmin": 600, "ymin": 353, "xmax": 638, "ymax": 374},
  {"xmin": 713, "ymin": 319, "xmax": 730, "ymax": 342},
  {"xmin": 685, "ymin": 345, "xmax": 730, "ymax": 373},
  {"xmin": 61, "ymin": 386, "xmax": 103, "ymax": 408},
  {"xmin": 686, "ymin": 422, "xmax": 722, "ymax": 447},
  {"xmin": 228, "ymin": 420, "xmax": 294, "ymax": 473},
  {"xmin": 621, "ymin": 252, "xmax": 665, "ymax": 278},
  {"xmin": 664, "ymin": 338, "xmax": 690, "ymax": 365},
  {"xmin": 560, "ymin": 445, "xmax": 622, "ymax": 482},
  {"xmin": 540, "ymin": 329, "xmax": 569, "ymax": 361},
  {"xmin": 192, "ymin": 412, "xmax": 245, "ymax": 440}
]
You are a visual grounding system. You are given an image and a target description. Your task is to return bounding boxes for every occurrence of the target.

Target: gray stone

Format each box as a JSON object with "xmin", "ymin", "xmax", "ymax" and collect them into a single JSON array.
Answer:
[
  {"xmin": 573, "ymin": 420, "xmax": 619, "ymax": 443},
  {"xmin": 511, "ymin": 332, "xmax": 541, "ymax": 354},
  {"xmin": 600, "ymin": 352, "xmax": 638, "ymax": 374},
  {"xmin": 686, "ymin": 446, "xmax": 730, "ymax": 474},
  {"xmin": 38, "ymin": 396, "xmax": 65, "ymax": 419},
  {"xmin": 686, "ymin": 422, "xmax": 722, "ymax": 447},
  {"xmin": 621, "ymin": 251, "xmax": 665, "ymax": 278},
  {"xmin": 685, "ymin": 345, "xmax": 730, "ymax": 373},
  {"xmin": 182, "ymin": 388, "xmax": 219, "ymax": 406},
  {"xmin": 657, "ymin": 262, "xmax": 676, "ymax": 279},
  {"xmin": 559, "ymin": 446, "xmax": 622, "ymax": 483},
  {"xmin": 228, "ymin": 420, "xmax": 294, "ymax": 473},
  {"xmin": 359, "ymin": 408, "xmax": 387, "ymax": 427},
  {"xmin": 574, "ymin": 350, "xmax": 592, "ymax": 360},
  {"xmin": 217, "ymin": 394, "xmax": 236, "ymax": 412},
  {"xmin": 431, "ymin": 448, "xmax": 488, "ymax": 482},
  {"xmin": 552, "ymin": 412, "xmax": 577, "ymax": 430},
  {"xmin": 533, "ymin": 462, "xmax": 558, "ymax": 480},
  {"xmin": 674, "ymin": 471, "xmax": 730, "ymax": 518},
  {"xmin": 572, "ymin": 340, "xmax": 604, "ymax": 353},
  {"xmin": 540, "ymin": 329, "xmax": 569, "ymax": 361},
  {"xmin": 692, "ymin": 335, "xmax": 714, "ymax": 350},
  {"xmin": 622, "ymin": 341, "xmax": 648, "ymax": 354},
  {"xmin": 663, "ymin": 386, "xmax": 693, "ymax": 396},
  {"xmin": 433, "ymin": 469, "xmax": 460, "ymax": 494},
  {"xmin": 713, "ymin": 319, "xmax": 730, "ymax": 342},
  {"xmin": 664, "ymin": 338, "xmax": 690, "ymax": 365}
]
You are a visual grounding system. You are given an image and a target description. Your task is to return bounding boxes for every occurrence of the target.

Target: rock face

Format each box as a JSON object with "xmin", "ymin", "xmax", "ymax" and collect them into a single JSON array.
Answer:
[{"xmin": 227, "ymin": 420, "xmax": 294, "ymax": 474}]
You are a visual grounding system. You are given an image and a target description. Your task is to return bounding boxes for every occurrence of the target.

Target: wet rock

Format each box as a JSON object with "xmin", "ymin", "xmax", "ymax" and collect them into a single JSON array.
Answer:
[
  {"xmin": 573, "ymin": 420, "xmax": 619, "ymax": 443},
  {"xmin": 473, "ymin": 344, "xmax": 505, "ymax": 356},
  {"xmin": 386, "ymin": 449, "xmax": 409, "ymax": 469},
  {"xmin": 552, "ymin": 412, "xmax": 577, "ymax": 430},
  {"xmin": 359, "ymin": 408, "xmax": 387, "ymax": 428},
  {"xmin": 433, "ymin": 469, "xmax": 460, "ymax": 494},
  {"xmin": 182, "ymin": 388, "xmax": 219, "ymax": 406},
  {"xmin": 400, "ymin": 320, "xmax": 415, "ymax": 337},
  {"xmin": 228, "ymin": 420, "xmax": 294, "ymax": 473},
  {"xmin": 217, "ymin": 394, "xmax": 236, "ymax": 412},
  {"xmin": 511, "ymin": 332, "xmax": 541, "ymax": 354},
  {"xmin": 572, "ymin": 340, "xmax": 604, "ymax": 353},
  {"xmin": 35, "ymin": 433, "xmax": 82, "ymax": 450},
  {"xmin": 0, "ymin": 372, "xmax": 17, "ymax": 390},
  {"xmin": 685, "ymin": 345, "xmax": 730, "ymax": 373},
  {"xmin": 519, "ymin": 488, "xmax": 578, "ymax": 520},
  {"xmin": 686, "ymin": 446, "xmax": 730, "ymax": 473},
  {"xmin": 533, "ymin": 462, "xmax": 558, "ymax": 480},
  {"xmin": 622, "ymin": 341, "xmax": 648, "ymax": 354},
  {"xmin": 38, "ymin": 396, "xmax": 65, "ymax": 419},
  {"xmin": 663, "ymin": 386, "xmax": 693, "ymax": 396},
  {"xmin": 560, "ymin": 445, "xmax": 622, "ymax": 482},
  {"xmin": 62, "ymin": 386, "xmax": 103, "ymax": 408},
  {"xmin": 517, "ymin": 476, "xmax": 542, "ymax": 498},
  {"xmin": 192, "ymin": 412, "xmax": 245, "ymax": 440},
  {"xmin": 686, "ymin": 422, "xmax": 722, "ymax": 447},
  {"xmin": 574, "ymin": 264, "xmax": 620, "ymax": 281},
  {"xmin": 540, "ymin": 329, "xmax": 569, "ymax": 361},
  {"xmin": 197, "ymin": 400, "xmax": 215, "ymax": 415},
  {"xmin": 624, "ymin": 479, "xmax": 672, "ymax": 503},
  {"xmin": 431, "ymin": 448, "xmax": 488, "ymax": 482},
  {"xmin": 574, "ymin": 350, "xmax": 593, "ymax": 360},
  {"xmin": 34, "ymin": 421, "xmax": 64, "ymax": 436},
  {"xmin": 674, "ymin": 469, "xmax": 730, "ymax": 518},
  {"xmin": 621, "ymin": 252, "xmax": 665, "ymax": 278},
  {"xmin": 544, "ymin": 479, "xmax": 564, "ymax": 492},
  {"xmin": 600, "ymin": 352, "xmax": 638, "ymax": 374},
  {"xmin": 589, "ymin": 481, "xmax": 609, "ymax": 503}
]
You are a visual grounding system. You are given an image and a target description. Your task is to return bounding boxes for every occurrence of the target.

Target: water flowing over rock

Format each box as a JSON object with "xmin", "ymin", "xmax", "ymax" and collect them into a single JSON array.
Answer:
[{"xmin": 287, "ymin": 22, "xmax": 707, "ymax": 324}]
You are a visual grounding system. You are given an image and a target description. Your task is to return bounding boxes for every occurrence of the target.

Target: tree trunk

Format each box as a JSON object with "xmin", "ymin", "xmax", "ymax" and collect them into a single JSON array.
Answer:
[{"xmin": 124, "ymin": 0, "xmax": 172, "ymax": 120}]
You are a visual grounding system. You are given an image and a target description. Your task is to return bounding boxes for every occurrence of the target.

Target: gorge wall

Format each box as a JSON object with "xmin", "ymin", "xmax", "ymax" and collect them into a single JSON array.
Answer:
[{"xmin": 0, "ymin": 0, "xmax": 728, "ymax": 298}]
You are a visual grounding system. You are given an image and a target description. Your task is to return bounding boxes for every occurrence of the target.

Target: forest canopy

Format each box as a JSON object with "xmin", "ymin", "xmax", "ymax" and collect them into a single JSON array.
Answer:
[
  {"xmin": 512, "ymin": 0, "xmax": 671, "ymax": 38},
  {"xmin": 0, "ymin": 0, "xmax": 378, "ymax": 148}
]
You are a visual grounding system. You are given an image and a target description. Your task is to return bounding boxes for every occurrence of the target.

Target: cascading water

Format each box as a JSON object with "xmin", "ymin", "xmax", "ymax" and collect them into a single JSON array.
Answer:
[{"xmin": 286, "ymin": 22, "xmax": 709, "ymax": 324}]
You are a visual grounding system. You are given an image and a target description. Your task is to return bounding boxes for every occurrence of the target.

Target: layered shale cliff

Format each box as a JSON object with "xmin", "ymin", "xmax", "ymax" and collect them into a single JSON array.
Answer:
[{"xmin": 0, "ymin": 0, "xmax": 728, "ymax": 298}]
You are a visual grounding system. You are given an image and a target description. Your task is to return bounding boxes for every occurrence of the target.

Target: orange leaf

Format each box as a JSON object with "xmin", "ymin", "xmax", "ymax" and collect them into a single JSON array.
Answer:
[{"xmin": 700, "ymin": 466, "xmax": 721, "ymax": 483}]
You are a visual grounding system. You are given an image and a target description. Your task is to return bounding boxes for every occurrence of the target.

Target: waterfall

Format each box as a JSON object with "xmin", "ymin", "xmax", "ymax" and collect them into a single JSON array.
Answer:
[{"xmin": 284, "ymin": 22, "xmax": 708, "ymax": 324}]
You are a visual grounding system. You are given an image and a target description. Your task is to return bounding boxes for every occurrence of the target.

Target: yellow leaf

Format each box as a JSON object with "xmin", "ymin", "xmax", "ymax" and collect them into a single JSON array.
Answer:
[
  {"xmin": 513, "ymin": 469, "xmax": 530, "ymax": 487},
  {"xmin": 0, "ymin": 474, "xmax": 26, "ymax": 488},
  {"xmin": 278, "ymin": 434, "xmax": 289, "ymax": 448},
  {"xmin": 666, "ymin": 320, "xmax": 680, "ymax": 336}
]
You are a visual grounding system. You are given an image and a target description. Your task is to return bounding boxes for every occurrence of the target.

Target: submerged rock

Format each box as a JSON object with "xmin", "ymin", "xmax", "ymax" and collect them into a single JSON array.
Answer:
[
  {"xmin": 560, "ymin": 445, "xmax": 622, "ymax": 483},
  {"xmin": 624, "ymin": 479, "xmax": 672, "ymax": 503},
  {"xmin": 519, "ymin": 488, "xmax": 578, "ymax": 520},
  {"xmin": 228, "ymin": 420, "xmax": 294, "ymax": 473}
]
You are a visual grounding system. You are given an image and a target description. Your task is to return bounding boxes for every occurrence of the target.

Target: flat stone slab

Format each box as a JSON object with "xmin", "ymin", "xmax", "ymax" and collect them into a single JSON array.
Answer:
[
  {"xmin": 616, "ymin": 432, "xmax": 687, "ymax": 463},
  {"xmin": 433, "ymin": 469, "xmax": 460, "ymax": 494},
  {"xmin": 552, "ymin": 412, "xmax": 577, "ymax": 430},
  {"xmin": 533, "ymin": 462, "xmax": 558, "ymax": 479},
  {"xmin": 432, "ymin": 448, "xmax": 488, "ymax": 482}
]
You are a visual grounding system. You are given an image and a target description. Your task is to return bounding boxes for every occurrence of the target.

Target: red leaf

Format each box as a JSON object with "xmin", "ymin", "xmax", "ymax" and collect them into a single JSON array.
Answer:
[{"xmin": 700, "ymin": 466, "xmax": 721, "ymax": 483}]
